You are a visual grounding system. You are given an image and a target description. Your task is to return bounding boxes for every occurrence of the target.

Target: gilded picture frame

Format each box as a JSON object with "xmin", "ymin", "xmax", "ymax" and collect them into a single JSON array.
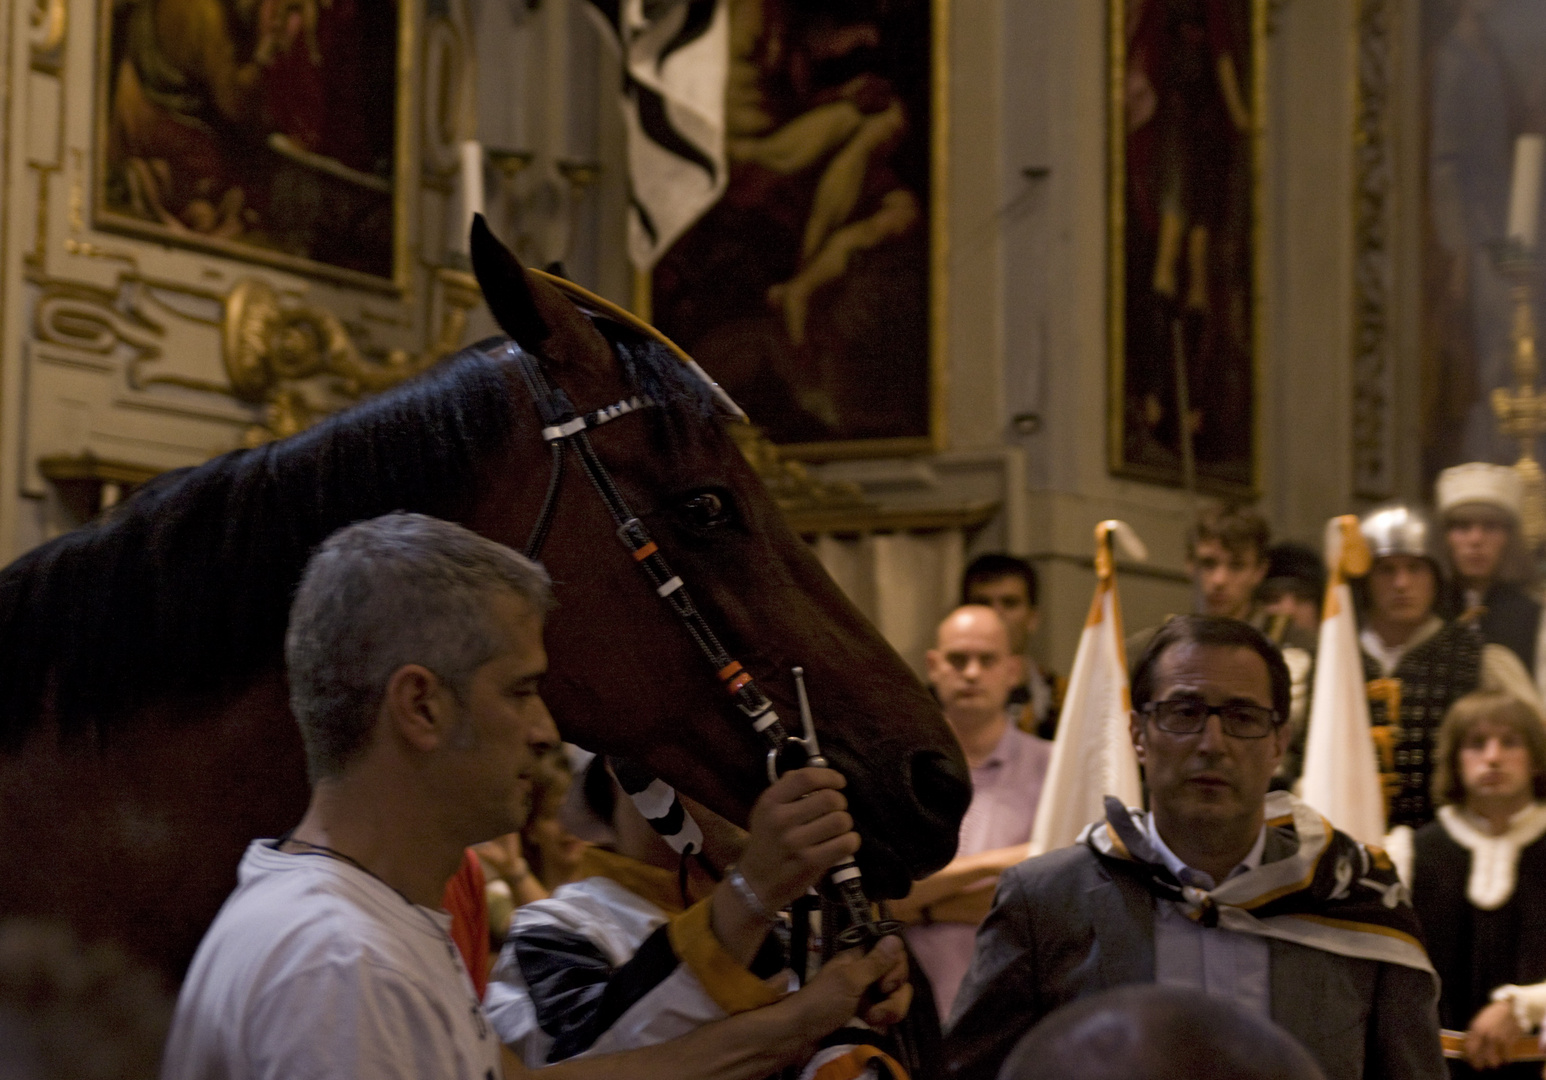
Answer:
[
  {"xmin": 639, "ymin": 0, "xmax": 948, "ymax": 461},
  {"xmin": 1108, "ymin": 0, "xmax": 1265, "ymax": 495},
  {"xmin": 94, "ymin": 0, "xmax": 416, "ymax": 293}
]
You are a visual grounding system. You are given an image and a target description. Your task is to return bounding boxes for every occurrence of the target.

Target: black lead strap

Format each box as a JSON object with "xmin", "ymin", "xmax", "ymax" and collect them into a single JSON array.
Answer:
[{"xmin": 506, "ymin": 343, "xmax": 897, "ymax": 950}]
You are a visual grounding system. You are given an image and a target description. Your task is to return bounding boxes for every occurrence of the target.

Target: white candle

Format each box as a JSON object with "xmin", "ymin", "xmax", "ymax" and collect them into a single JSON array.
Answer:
[
  {"xmin": 1507, "ymin": 134, "xmax": 1544, "ymax": 249},
  {"xmin": 458, "ymin": 140, "xmax": 485, "ymax": 253}
]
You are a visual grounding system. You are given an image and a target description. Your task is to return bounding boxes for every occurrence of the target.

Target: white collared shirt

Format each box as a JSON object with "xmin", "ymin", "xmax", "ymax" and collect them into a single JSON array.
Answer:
[{"xmin": 1144, "ymin": 815, "xmax": 1272, "ymax": 1017}]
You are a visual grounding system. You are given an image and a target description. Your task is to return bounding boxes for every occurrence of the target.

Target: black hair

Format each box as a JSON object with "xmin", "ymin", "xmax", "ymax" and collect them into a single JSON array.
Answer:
[
  {"xmin": 1130, "ymin": 615, "xmax": 1291, "ymax": 721},
  {"xmin": 1258, "ymin": 541, "xmax": 1326, "ymax": 602},
  {"xmin": 962, "ymin": 553, "xmax": 1039, "ymax": 608}
]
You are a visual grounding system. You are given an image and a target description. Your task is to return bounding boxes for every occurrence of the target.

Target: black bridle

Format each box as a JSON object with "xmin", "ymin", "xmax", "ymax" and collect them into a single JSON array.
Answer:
[{"xmin": 506, "ymin": 341, "xmax": 899, "ymax": 950}]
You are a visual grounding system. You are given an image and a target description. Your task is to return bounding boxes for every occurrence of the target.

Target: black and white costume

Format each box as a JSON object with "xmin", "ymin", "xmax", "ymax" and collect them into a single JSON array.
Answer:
[{"xmin": 1407, "ymin": 802, "xmax": 1546, "ymax": 1077}]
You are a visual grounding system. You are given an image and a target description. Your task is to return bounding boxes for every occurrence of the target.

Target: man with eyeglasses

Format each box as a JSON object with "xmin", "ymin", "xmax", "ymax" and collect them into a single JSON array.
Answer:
[{"xmin": 944, "ymin": 615, "xmax": 1445, "ymax": 1080}]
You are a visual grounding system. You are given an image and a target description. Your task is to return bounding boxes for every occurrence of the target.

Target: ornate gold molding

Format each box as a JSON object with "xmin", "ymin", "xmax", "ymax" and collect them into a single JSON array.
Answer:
[
  {"xmin": 222, "ymin": 267, "xmax": 485, "ymax": 444},
  {"xmin": 728, "ymin": 424, "xmax": 868, "ymax": 513},
  {"xmin": 33, "ymin": 280, "xmax": 162, "ymax": 360},
  {"xmin": 1352, "ymin": 0, "xmax": 1395, "ymax": 499}
]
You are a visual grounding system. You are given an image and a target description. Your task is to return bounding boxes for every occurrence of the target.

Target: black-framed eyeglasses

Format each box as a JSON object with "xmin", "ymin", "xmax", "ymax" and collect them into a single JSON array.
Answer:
[{"xmin": 1141, "ymin": 699, "xmax": 1281, "ymax": 739}]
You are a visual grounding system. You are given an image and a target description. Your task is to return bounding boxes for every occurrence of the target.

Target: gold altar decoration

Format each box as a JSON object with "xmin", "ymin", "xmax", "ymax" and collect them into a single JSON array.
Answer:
[
  {"xmin": 1489, "ymin": 256, "xmax": 1546, "ymax": 548},
  {"xmin": 223, "ymin": 267, "xmax": 485, "ymax": 445},
  {"xmin": 729, "ymin": 424, "xmax": 999, "ymax": 537}
]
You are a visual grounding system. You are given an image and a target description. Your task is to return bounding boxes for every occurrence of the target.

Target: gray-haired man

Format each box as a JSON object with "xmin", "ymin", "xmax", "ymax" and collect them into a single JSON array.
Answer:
[
  {"xmin": 162, "ymin": 513, "xmax": 915, "ymax": 1080},
  {"xmin": 163, "ymin": 513, "xmax": 558, "ymax": 1080}
]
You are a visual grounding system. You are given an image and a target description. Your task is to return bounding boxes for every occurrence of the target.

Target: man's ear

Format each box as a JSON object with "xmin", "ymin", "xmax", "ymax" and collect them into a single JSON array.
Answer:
[
  {"xmin": 1005, "ymin": 652, "xmax": 1026, "ymax": 687},
  {"xmin": 1129, "ymin": 711, "xmax": 1147, "ymax": 765},
  {"xmin": 924, "ymin": 648, "xmax": 944, "ymax": 683},
  {"xmin": 381, "ymin": 664, "xmax": 456, "ymax": 753},
  {"xmin": 1025, "ymin": 608, "xmax": 1042, "ymax": 639},
  {"xmin": 1270, "ymin": 717, "xmax": 1292, "ymax": 765}
]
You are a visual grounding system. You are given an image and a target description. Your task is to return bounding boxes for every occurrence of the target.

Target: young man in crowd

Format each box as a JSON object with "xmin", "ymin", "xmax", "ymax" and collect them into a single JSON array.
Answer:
[
  {"xmin": 1357, "ymin": 504, "xmax": 1541, "ymax": 829},
  {"xmin": 1406, "ymin": 692, "xmax": 1546, "ymax": 1077},
  {"xmin": 1257, "ymin": 541, "xmax": 1326, "ymax": 639},
  {"xmin": 1130, "ymin": 503, "xmax": 1315, "ymax": 785},
  {"xmin": 946, "ymin": 615, "xmax": 1445, "ymax": 1080},
  {"xmin": 961, "ymin": 554, "xmax": 1062, "ymax": 739},
  {"xmin": 892, "ymin": 605, "xmax": 1051, "ymax": 1020},
  {"xmin": 1436, "ymin": 463, "xmax": 1546, "ymax": 703}
]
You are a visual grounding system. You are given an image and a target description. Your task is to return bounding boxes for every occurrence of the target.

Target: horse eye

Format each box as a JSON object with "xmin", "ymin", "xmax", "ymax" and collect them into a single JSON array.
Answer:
[{"xmin": 681, "ymin": 491, "xmax": 730, "ymax": 529}]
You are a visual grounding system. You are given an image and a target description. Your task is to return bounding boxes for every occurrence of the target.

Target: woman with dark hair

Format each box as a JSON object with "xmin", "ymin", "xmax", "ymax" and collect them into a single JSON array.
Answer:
[{"xmin": 1405, "ymin": 692, "xmax": 1546, "ymax": 1076}]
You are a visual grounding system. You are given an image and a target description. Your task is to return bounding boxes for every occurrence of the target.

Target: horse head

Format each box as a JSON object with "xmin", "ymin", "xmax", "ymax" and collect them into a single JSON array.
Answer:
[{"xmin": 468, "ymin": 220, "xmax": 970, "ymax": 896}]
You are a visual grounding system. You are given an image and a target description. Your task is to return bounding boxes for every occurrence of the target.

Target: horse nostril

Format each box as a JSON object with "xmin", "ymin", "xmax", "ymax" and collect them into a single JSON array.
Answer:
[{"xmin": 909, "ymin": 749, "xmax": 971, "ymax": 824}]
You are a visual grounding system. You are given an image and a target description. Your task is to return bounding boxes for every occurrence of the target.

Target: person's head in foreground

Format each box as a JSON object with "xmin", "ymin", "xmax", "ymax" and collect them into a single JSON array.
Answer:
[
  {"xmin": 1432, "ymin": 691, "xmax": 1546, "ymax": 817},
  {"xmin": 1129, "ymin": 616, "xmax": 1290, "ymax": 878},
  {"xmin": 0, "ymin": 918, "xmax": 171, "ymax": 1080},
  {"xmin": 1187, "ymin": 503, "xmax": 1270, "ymax": 620},
  {"xmin": 995, "ymin": 985, "xmax": 1327, "ymax": 1080}
]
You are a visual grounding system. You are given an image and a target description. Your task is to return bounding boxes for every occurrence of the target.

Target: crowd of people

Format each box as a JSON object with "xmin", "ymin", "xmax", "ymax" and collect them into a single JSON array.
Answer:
[{"xmin": 13, "ymin": 457, "xmax": 1546, "ymax": 1078}]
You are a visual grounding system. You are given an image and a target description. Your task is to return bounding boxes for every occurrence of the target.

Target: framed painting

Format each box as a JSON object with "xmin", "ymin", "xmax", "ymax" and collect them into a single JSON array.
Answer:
[
  {"xmin": 1108, "ymin": 0, "xmax": 1264, "ymax": 494},
  {"xmin": 644, "ymin": 0, "xmax": 946, "ymax": 460},
  {"xmin": 95, "ymin": 0, "xmax": 414, "ymax": 291},
  {"xmin": 1415, "ymin": 0, "xmax": 1546, "ymax": 486}
]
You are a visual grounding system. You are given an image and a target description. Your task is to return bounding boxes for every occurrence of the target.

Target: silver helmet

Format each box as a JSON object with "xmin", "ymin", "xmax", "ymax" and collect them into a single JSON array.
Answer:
[{"xmin": 1359, "ymin": 503, "xmax": 1437, "ymax": 562}]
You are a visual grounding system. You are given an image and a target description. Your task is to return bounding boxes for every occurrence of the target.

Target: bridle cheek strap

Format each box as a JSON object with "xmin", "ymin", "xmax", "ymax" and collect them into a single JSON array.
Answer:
[
  {"xmin": 506, "ymin": 345, "xmax": 792, "ymax": 752},
  {"xmin": 507, "ymin": 343, "xmax": 895, "ymax": 950}
]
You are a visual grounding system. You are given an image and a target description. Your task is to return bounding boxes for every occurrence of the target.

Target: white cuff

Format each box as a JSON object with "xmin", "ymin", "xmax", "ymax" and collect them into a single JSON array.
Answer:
[{"xmin": 1491, "ymin": 983, "xmax": 1546, "ymax": 1033}]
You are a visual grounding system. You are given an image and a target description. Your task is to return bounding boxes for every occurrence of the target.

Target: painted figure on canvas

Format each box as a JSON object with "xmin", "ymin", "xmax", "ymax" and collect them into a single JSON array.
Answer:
[
  {"xmin": 1116, "ymin": 0, "xmax": 1255, "ymax": 491},
  {"xmin": 1422, "ymin": 0, "xmax": 1546, "ymax": 479},
  {"xmin": 102, "ymin": 0, "xmax": 398, "ymax": 279},
  {"xmin": 652, "ymin": 0, "xmax": 932, "ymax": 450}
]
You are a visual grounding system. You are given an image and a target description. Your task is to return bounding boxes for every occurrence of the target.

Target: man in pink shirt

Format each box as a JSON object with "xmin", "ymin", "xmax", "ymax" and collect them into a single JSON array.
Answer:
[{"xmin": 896, "ymin": 605, "xmax": 1052, "ymax": 1019}]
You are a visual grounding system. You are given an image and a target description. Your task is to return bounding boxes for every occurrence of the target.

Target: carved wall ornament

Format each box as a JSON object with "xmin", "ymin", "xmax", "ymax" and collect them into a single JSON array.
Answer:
[
  {"xmin": 32, "ymin": 281, "xmax": 162, "ymax": 360},
  {"xmin": 222, "ymin": 269, "xmax": 485, "ymax": 445},
  {"xmin": 1352, "ymin": 0, "xmax": 1395, "ymax": 499}
]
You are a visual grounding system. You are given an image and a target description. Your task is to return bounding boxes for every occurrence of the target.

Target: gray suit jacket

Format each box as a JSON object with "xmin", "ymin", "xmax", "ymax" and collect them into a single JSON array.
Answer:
[{"xmin": 943, "ymin": 833, "xmax": 1446, "ymax": 1080}]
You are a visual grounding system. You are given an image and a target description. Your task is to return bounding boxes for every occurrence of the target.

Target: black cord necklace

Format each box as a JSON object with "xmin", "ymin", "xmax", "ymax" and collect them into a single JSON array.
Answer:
[
  {"xmin": 270, "ymin": 829, "xmax": 491, "ymax": 1039},
  {"xmin": 273, "ymin": 830, "xmax": 419, "ymax": 908}
]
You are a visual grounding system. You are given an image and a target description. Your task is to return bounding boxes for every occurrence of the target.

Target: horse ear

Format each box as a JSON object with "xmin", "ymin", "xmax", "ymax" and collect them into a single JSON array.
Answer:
[{"xmin": 470, "ymin": 214, "xmax": 551, "ymax": 350}]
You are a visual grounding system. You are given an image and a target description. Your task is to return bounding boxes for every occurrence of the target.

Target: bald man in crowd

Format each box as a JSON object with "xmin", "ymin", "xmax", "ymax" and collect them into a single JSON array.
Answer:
[
  {"xmin": 995, "ymin": 985, "xmax": 1327, "ymax": 1080},
  {"xmin": 893, "ymin": 606, "xmax": 1051, "ymax": 1019}
]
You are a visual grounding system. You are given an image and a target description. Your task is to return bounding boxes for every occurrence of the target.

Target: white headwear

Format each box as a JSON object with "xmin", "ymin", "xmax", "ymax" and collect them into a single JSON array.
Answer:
[{"xmin": 1436, "ymin": 463, "xmax": 1524, "ymax": 522}]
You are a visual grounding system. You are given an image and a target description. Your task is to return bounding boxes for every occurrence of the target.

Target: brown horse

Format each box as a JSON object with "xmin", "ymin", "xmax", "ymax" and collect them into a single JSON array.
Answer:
[{"xmin": 0, "ymin": 224, "xmax": 969, "ymax": 981}]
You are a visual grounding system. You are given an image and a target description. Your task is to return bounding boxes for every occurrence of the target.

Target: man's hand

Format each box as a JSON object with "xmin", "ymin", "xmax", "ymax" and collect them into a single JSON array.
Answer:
[
  {"xmin": 737, "ymin": 767, "xmax": 859, "ymax": 911},
  {"xmin": 710, "ymin": 768, "xmax": 860, "ymax": 964},
  {"xmin": 1467, "ymin": 999, "xmax": 1524, "ymax": 1070},
  {"xmin": 794, "ymin": 935, "xmax": 912, "ymax": 1036}
]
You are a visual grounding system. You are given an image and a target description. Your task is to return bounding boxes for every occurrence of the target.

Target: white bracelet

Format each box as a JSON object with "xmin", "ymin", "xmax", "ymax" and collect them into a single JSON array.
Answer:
[{"xmin": 725, "ymin": 865, "xmax": 777, "ymax": 923}]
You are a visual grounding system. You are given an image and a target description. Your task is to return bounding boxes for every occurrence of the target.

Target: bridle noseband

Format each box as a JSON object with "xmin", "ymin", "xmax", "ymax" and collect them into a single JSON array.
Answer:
[{"xmin": 507, "ymin": 341, "xmax": 899, "ymax": 950}]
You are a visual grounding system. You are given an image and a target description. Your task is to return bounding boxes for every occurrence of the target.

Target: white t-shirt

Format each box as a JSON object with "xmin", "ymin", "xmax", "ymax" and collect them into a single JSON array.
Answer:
[{"xmin": 161, "ymin": 841, "xmax": 501, "ymax": 1080}]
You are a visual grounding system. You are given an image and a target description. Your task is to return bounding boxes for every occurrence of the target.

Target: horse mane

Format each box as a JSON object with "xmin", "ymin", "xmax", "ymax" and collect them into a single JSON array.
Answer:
[{"xmin": 0, "ymin": 324, "xmax": 715, "ymax": 751}]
